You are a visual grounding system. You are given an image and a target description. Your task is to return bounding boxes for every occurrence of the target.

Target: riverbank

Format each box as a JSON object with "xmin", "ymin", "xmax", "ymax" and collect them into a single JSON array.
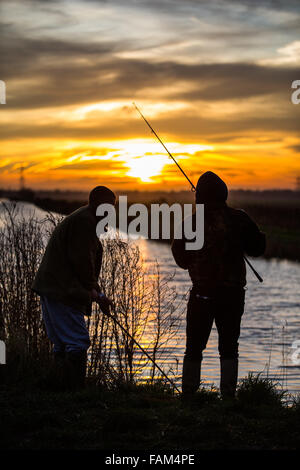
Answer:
[{"xmin": 0, "ymin": 378, "xmax": 299, "ymax": 450}]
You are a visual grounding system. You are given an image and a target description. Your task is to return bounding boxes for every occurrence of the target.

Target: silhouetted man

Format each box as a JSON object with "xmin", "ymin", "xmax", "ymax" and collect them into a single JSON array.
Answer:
[
  {"xmin": 172, "ymin": 172, "xmax": 265, "ymax": 399},
  {"xmin": 33, "ymin": 186, "xmax": 116, "ymax": 390}
]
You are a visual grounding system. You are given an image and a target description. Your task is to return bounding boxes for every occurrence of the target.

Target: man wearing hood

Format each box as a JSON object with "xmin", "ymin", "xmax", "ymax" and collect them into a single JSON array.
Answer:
[{"xmin": 172, "ymin": 171, "xmax": 266, "ymax": 399}]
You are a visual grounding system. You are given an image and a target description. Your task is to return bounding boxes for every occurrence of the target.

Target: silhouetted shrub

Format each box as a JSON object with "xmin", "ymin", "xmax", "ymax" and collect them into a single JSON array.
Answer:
[
  {"xmin": 0, "ymin": 201, "xmax": 181, "ymax": 391},
  {"xmin": 236, "ymin": 373, "xmax": 286, "ymax": 407}
]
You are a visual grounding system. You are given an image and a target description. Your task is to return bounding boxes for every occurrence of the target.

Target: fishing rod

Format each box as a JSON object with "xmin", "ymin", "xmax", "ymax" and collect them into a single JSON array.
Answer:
[
  {"xmin": 133, "ymin": 102, "xmax": 263, "ymax": 283},
  {"xmin": 133, "ymin": 102, "xmax": 196, "ymax": 191},
  {"xmin": 98, "ymin": 296, "xmax": 180, "ymax": 393}
]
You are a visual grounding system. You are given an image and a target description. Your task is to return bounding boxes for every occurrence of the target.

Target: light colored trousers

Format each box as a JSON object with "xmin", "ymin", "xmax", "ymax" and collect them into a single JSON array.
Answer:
[{"xmin": 41, "ymin": 295, "xmax": 90, "ymax": 354}]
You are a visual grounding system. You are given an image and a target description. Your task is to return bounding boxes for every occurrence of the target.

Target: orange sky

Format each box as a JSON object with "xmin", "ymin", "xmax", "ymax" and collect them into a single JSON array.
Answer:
[{"xmin": 1, "ymin": 0, "xmax": 300, "ymax": 191}]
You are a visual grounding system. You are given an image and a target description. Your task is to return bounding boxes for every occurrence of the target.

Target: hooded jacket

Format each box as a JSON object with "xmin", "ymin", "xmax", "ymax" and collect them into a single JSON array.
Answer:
[
  {"xmin": 171, "ymin": 172, "xmax": 266, "ymax": 289},
  {"xmin": 32, "ymin": 206, "xmax": 102, "ymax": 314}
]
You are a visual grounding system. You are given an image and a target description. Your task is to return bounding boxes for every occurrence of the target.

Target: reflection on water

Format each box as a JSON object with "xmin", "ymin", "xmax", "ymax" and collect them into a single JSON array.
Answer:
[{"xmin": 135, "ymin": 238, "xmax": 300, "ymax": 394}]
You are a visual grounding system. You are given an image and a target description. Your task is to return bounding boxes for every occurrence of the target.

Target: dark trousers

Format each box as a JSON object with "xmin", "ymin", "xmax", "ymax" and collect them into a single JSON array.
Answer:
[{"xmin": 185, "ymin": 286, "xmax": 245, "ymax": 361}]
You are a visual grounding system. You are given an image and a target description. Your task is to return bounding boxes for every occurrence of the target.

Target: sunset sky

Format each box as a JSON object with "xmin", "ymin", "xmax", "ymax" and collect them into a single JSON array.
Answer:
[{"xmin": 1, "ymin": 0, "xmax": 300, "ymax": 191}]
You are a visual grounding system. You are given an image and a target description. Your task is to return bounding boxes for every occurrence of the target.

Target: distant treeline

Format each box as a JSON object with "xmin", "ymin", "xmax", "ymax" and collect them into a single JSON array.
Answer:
[{"xmin": 1, "ymin": 187, "xmax": 300, "ymax": 206}]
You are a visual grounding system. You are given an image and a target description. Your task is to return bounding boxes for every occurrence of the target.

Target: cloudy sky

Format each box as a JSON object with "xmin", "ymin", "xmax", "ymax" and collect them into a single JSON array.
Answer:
[{"xmin": 1, "ymin": 0, "xmax": 300, "ymax": 191}]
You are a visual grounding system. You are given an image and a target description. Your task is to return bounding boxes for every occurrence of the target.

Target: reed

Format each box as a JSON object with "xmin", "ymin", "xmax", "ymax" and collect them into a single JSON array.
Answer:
[{"xmin": 0, "ymin": 201, "xmax": 181, "ymax": 390}]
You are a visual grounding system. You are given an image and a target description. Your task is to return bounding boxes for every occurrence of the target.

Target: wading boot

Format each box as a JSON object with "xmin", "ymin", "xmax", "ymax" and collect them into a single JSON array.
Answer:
[
  {"xmin": 182, "ymin": 357, "xmax": 201, "ymax": 400},
  {"xmin": 41, "ymin": 350, "xmax": 67, "ymax": 392},
  {"xmin": 220, "ymin": 358, "xmax": 238, "ymax": 399},
  {"xmin": 52, "ymin": 350, "xmax": 66, "ymax": 390},
  {"xmin": 65, "ymin": 350, "xmax": 87, "ymax": 391}
]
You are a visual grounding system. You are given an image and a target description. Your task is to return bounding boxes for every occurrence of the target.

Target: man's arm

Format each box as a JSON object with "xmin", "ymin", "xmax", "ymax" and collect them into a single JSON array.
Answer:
[
  {"xmin": 67, "ymin": 218, "xmax": 100, "ymax": 295},
  {"xmin": 171, "ymin": 236, "xmax": 189, "ymax": 270},
  {"xmin": 238, "ymin": 210, "xmax": 266, "ymax": 257}
]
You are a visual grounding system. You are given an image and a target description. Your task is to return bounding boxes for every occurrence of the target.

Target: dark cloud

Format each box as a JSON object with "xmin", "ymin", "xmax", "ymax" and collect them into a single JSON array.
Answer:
[
  {"xmin": 288, "ymin": 144, "xmax": 300, "ymax": 153},
  {"xmin": 1, "ymin": 0, "xmax": 299, "ymax": 114},
  {"xmin": 2, "ymin": 29, "xmax": 299, "ymax": 110},
  {"xmin": 54, "ymin": 158, "xmax": 125, "ymax": 171},
  {"xmin": 1, "ymin": 111, "xmax": 299, "ymax": 142},
  {"xmin": 36, "ymin": 173, "xmax": 133, "ymax": 188},
  {"xmin": 84, "ymin": 0, "xmax": 300, "ymax": 14},
  {"xmin": 0, "ymin": 160, "xmax": 38, "ymax": 174},
  {"xmin": 179, "ymin": 63, "xmax": 299, "ymax": 101},
  {"xmin": 1, "ymin": 0, "xmax": 299, "ymax": 151}
]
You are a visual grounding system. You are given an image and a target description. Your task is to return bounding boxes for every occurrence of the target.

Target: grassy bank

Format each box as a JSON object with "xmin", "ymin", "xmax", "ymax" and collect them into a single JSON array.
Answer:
[
  {"xmin": 0, "ymin": 377, "xmax": 299, "ymax": 450},
  {"xmin": 241, "ymin": 203, "xmax": 300, "ymax": 262}
]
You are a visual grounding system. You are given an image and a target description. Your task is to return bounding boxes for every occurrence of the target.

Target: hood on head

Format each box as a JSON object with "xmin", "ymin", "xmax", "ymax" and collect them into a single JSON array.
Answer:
[{"xmin": 196, "ymin": 171, "xmax": 228, "ymax": 203}]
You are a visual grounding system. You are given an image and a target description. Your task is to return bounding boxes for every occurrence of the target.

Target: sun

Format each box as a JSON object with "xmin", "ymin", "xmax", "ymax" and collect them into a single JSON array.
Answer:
[{"xmin": 126, "ymin": 154, "xmax": 168, "ymax": 182}]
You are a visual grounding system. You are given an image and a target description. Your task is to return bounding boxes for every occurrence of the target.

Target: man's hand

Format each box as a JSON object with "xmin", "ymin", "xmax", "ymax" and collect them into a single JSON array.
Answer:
[
  {"xmin": 96, "ymin": 293, "xmax": 113, "ymax": 315},
  {"xmin": 91, "ymin": 288, "xmax": 99, "ymax": 301}
]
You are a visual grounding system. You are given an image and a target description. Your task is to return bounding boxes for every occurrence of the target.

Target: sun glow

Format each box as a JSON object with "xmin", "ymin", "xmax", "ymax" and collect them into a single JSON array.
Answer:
[{"xmin": 126, "ymin": 154, "xmax": 168, "ymax": 182}]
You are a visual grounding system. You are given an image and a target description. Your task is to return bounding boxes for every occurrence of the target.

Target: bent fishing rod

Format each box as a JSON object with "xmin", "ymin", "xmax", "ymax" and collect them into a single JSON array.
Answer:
[
  {"xmin": 98, "ymin": 297, "xmax": 180, "ymax": 393},
  {"xmin": 133, "ymin": 102, "xmax": 263, "ymax": 283}
]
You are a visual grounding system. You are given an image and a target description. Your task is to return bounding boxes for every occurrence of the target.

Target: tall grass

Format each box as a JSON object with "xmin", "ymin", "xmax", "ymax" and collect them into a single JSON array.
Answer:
[
  {"xmin": 0, "ymin": 202, "xmax": 50, "ymax": 363},
  {"xmin": 87, "ymin": 239, "xmax": 181, "ymax": 388},
  {"xmin": 237, "ymin": 372, "xmax": 287, "ymax": 407},
  {"xmin": 0, "ymin": 201, "xmax": 182, "ymax": 390}
]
